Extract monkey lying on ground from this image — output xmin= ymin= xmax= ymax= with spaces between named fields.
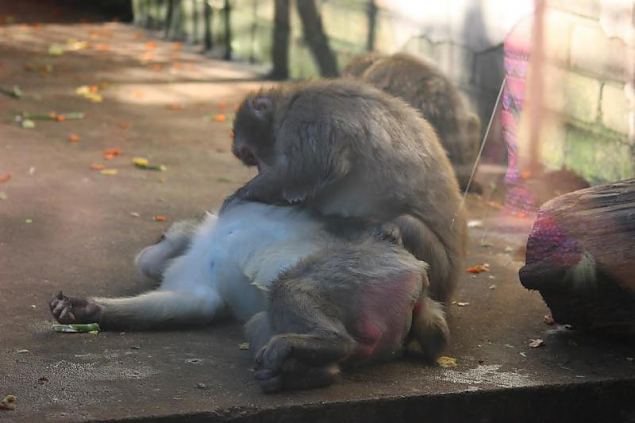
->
xmin=227 ymin=79 xmax=467 ymax=304
xmin=50 ymin=202 xmax=448 ymax=391
xmin=342 ymin=53 xmax=482 ymax=192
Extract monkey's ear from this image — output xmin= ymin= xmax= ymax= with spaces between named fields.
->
xmin=249 ymin=96 xmax=273 ymax=120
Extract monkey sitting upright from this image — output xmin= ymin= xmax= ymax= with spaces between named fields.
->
xmin=227 ymin=79 xmax=467 ymax=305
xmin=342 ymin=53 xmax=482 ymax=193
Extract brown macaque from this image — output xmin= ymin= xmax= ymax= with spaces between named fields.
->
xmin=342 ymin=53 xmax=482 ymax=193
xmin=245 ymin=234 xmax=448 ymax=392
xmin=227 ymin=79 xmax=466 ymax=304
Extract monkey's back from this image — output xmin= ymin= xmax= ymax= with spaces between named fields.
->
xmin=274 ymin=79 xmax=466 ymax=252
xmin=361 ymin=54 xmax=478 ymax=171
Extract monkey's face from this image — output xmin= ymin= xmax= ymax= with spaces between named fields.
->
xmin=232 ymin=95 xmax=276 ymax=171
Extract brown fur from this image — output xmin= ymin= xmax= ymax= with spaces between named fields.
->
xmin=343 ymin=53 xmax=482 ymax=192
xmin=227 ymin=79 xmax=467 ymax=303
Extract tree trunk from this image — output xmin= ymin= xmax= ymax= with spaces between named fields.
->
xmin=519 ymin=179 xmax=635 ymax=336
xmin=203 ymin=0 xmax=213 ymax=51
xmin=223 ymin=0 xmax=232 ymax=60
xmin=295 ymin=0 xmax=339 ymax=77
xmin=270 ymin=0 xmax=290 ymax=79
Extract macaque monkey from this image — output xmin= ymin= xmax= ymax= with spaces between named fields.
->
xmin=228 ymin=79 xmax=467 ymax=303
xmin=49 ymin=202 xmax=446 ymax=364
xmin=342 ymin=53 xmax=482 ymax=192
xmin=245 ymin=238 xmax=448 ymax=392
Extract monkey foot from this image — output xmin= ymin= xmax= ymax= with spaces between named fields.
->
xmin=49 ymin=291 xmax=103 ymax=324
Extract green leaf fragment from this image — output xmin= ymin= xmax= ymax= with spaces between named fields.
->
xmin=53 ymin=323 xmax=101 ymax=333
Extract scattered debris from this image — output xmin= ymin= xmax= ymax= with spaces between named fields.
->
xmin=48 ymin=43 xmax=65 ymax=56
xmin=24 ymin=62 xmax=54 ymax=74
xmin=67 ymin=133 xmax=80 ymax=143
xmin=519 ymin=352 xmax=527 ymax=358
xmin=103 ymin=147 xmax=122 ymax=160
xmin=130 ymin=346 xmax=141 ymax=350
xmin=16 ymin=349 xmax=29 ymax=354
xmin=479 ymin=239 xmax=492 ymax=248
xmin=504 ymin=246 xmax=514 ymax=253
xmin=118 ymin=121 xmax=130 ymax=130
xmin=212 ymin=114 xmax=226 ymax=122
xmin=528 ymin=338 xmax=545 ymax=348
xmin=25 ymin=219 xmax=33 ymax=224
xmin=437 ymin=356 xmax=458 ymax=368
xmin=186 ymin=358 xmax=202 ymax=364
xmin=0 ymin=173 xmax=11 ymax=183
xmin=467 ymin=219 xmax=483 ymax=228
xmin=153 ymin=215 xmax=167 ymax=222
xmin=65 ymin=38 xmax=87 ymax=51
xmin=37 ymin=377 xmax=49 ymax=385
xmin=196 ymin=383 xmax=208 ymax=390
xmin=0 ymin=85 xmax=23 ymax=99
xmin=543 ymin=314 xmax=555 ymax=325
xmin=21 ymin=119 xmax=35 ymax=128
xmin=17 ymin=112 xmax=85 ymax=122
xmin=133 ymin=157 xmax=166 ymax=171
xmin=239 ymin=342 xmax=250 ymax=350
xmin=29 ymin=167 xmax=36 ymax=175
xmin=100 ymin=169 xmax=118 ymax=176
xmin=130 ymin=212 xmax=141 ymax=217
xmin=488 ymin=284 xmax=497 ymax=290
xmin=467 ymin=263 xmax=490 ymax=274
xmin=168 ymin=103 xmax=184 ymax=111
xmin=216 ymin=177 xmax=231 ymax=183
xmin=75 ymin=85 xmax=103 ymax=102
xmin=53 ymin=323 xmax=100 ymax=333
xmin=0 ymin=395 xmax=16 ymax=411
xmin=90 ymin=163 xmax=106 ymax=171
xmin=0 ymin=192 xmax=7 ymax=201
xmin=455 ymin=302 xmax=470 ymax=307
xmin=488 ymin=275 xmax=496 ymax=280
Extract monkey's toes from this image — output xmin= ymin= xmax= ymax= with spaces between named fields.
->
xmin=48 ymin=292 xmax=102 ymax=324
xmin=49 ymin=291 xmax=77 ymax=324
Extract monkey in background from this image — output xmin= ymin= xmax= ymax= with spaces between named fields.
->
xmin=342 ymin=52 xmax=482 ymax=193
xmin=228 ymin=79 xmax=467 ymax=304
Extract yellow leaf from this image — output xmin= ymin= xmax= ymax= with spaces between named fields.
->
xmin=100 ymin=169 xmax=118 ymax=176
xmin=437 ymin=356 xmax=458 ymax=368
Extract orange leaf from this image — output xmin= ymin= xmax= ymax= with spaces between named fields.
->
xmin=0 ymin=172 xmax=11 ymax=183
xmin=90 ymin=163 xmax=105 ymax=171
xmin=118 ymin=121 xmax=130 ymax=130
xmin=144 ymin=41 xmax=157 ymax=50
xmin=153 ymin=215 xmax=167 ymax=222
xmin=54 ymin=113 xmax=66 ymax=122
xmin=67 ymin=133 xmax=80 ymax=143
xmin=466 ymin=263 xmax=490 ymax=274
xmin=103 ymin=147 xmax=122 ymax=160
xmin=168 ymin=103 xmax=184 ymax=111
xmin=213 ymin=114 xmax=226 ymax=122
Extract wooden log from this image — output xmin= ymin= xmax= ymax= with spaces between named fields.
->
xmin=519 ymin=178 xmax=635 ymax=336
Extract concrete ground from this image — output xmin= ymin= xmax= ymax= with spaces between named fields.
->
xmin=0 ymin=17 xmax=634 ymax=423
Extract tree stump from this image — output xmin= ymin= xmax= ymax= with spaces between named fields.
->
xmin=519 ymin=179 xmax=635 ymax=337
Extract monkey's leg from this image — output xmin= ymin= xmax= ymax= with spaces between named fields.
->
xmin=135 ymin=218 xmax=202 ymax=281
xmin=409 ymin=296 xmax=449 ymax=362
xmin=49 ymin=288 xmax=227 ymax=331
xmin=393 ymin=214 xmax=462 ymax=303
xmin=255 ymin=331 xmax=355 ymax=377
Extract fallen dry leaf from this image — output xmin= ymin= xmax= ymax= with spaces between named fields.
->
xmin=168 ymin=103 xmax=184 ymax=111
xmin=0 ymin=394 xmax=16 ymax=411
xmin=0 ymin=192 xmax=7 ymax=201
xmin=0 ymin=173 xmax=11 ymax=183
xmin=467 ymin=263 xmax=490 ymax=274
xmin=100 ymin=169 xmax=118 ymax=176
xmin=90 ymin=163 xmax=106 ymax=171
xmin=213 ymin=114 xmax=226 ymax=122
xmin=103 ymin=147 xmax=122 ymax=160
xmin=93 ymin=43 xmax=110 ymax=52
xmin=133 ymin=157 xmax=166 ymax=171
xmin=455 ymin=302 xmax=470 ymax=307
xmin=153 ymin=215 xmax=167 ymax=222
xmin=529 ymin=339 xmax=545 ymax=348
xmin=67 ymin=133 xmax=80 ymax=143
xmin=436 ymin=356 xmax=457 ymax=368
xmin=239 ymin=342 xmax=250 ymax=350
xmin=75 ymin=85 xmax=102 ymax=102
xmin=144 ymin=41 xmax=157 ymax=50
